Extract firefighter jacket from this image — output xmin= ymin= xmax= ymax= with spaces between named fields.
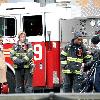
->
xmin=60 ymin=39 xmax=91 ymax=74
xmin=10 ymin=40 xmax=33 ymax=69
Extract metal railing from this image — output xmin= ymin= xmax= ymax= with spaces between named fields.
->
xmin=0 ymin=93 xmax=100 ymax=100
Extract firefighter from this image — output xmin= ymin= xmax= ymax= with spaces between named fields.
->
xmin=0 ymin=35 xmax=9 ymax=94
xmin=92 ymin=35 xmax=100 ymax=92
xmin=10 ymin=32 xmax=34 ymax=93
xmin=60 ymin=32 xmax=91 ymax=92
xmin=84 ymin=35 xmax=100 ymax=92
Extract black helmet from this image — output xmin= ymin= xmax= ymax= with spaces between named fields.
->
xmin=91 ymin=35 xmax=100 ymax=44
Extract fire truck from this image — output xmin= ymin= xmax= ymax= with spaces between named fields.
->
xmin=0 ymin=1 xmax=99 ymax=93
xmin=0 ymin=1 xmax=73 ymax=93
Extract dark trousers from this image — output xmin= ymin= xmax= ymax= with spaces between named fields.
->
xmin=63 ymin=74 xmax=83 ymax=92
xmin=80 ymin=76 xmax=93 ymax=93
xmin=15 ymin=68 xmax=33 ymax=93
xmin=94 ymin=67 xmax=100 ymax=92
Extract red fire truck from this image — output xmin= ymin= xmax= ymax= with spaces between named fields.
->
xmin=0 ymin=2 xmax=72 ymax=93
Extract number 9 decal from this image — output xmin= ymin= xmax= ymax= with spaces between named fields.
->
xmin=34 ymin=44 xmax=42 ymax=60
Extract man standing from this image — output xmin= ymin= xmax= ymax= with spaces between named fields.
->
xmin=10 ymin=32 xmax=34 ymax=93
xmin=0 ymin=35 xmax=9 ymax=94
xmin=85 ymin=35 xmax=100 ymax=92
xmin=60 ymin=32 xmax=91 ymax=92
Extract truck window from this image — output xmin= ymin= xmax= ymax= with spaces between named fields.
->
xmin=23 ymin=15 xmax=42 ymax=36
xmin=0 ymin=17 xmax=4 ymax=36
xmin=5 ymin=18 xmax=15 ymax=36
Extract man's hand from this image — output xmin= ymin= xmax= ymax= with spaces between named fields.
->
xmin=80 ymin=63 xmax=85 ymax=75
xmin=14 ymin=58 xmax=24 ymax=65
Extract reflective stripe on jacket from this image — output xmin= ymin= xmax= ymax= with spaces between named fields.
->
xmin=10 ymin=41 xmax=33 ymax=69
xmin=60 ymin=40 xmax=91 ymax=74
xmin=62 ymin=69 xmax=81 ymax=74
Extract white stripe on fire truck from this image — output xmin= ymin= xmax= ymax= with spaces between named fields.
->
xmin=4 ymin=55 xmax=10 ymax=57
xmin=3 ymin=52 xmax=10 ymax=55
xmin=3 ymin=48 xmax=11 ymax=52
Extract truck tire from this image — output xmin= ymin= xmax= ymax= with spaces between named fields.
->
xmin=7 ymin=67 xmax=15 ymax=93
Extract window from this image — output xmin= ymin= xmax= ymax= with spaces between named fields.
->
xmin=5 ymin=18 xmax=15 ymax=36
xmin=23 ymin=15 xmax=42 ymax=36
xmin=0 ymin=17 xmax=4 ymax=36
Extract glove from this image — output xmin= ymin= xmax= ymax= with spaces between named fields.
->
xmin=14 ymin=58 xmax=24 ymax=65
xmin=29 ymin=61 xmax=35 ymax=75
xmin=22 ymin=56 xmax=29 ymax=64
xmin=84 ymin=61 xmax=94 ymax=71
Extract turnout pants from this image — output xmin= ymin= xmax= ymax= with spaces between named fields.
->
xmin=15 ymin=68 xmax=33 ymax=93
xmin=63 ymin=73 xmax=83 ymax=92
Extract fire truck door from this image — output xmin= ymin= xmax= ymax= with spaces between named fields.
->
xmin=23 ymin=15 xmax=46 ymax=87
